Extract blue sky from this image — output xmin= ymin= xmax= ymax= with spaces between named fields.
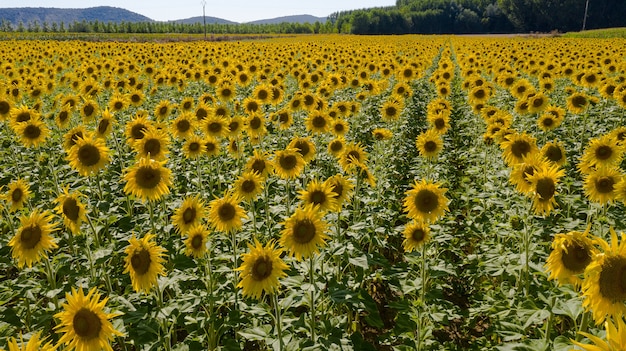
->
xmin=1 ymin=1 xmax=398 ymax=23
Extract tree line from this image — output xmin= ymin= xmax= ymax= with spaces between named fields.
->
xmin=1 ymin=0 xmax=625 ymax=35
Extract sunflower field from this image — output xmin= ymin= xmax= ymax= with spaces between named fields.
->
xmin=1 ymin=34 xmax=626 ymax=351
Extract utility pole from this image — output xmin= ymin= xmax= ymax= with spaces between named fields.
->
xmin=201 ymin=0 xmax=207 ymax=40
xmin=582 ymin=0 xmax=589 ymax=31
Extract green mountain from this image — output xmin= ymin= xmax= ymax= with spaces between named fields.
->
xmin=247 ymin=15 xmax=326 ymax=25
xmin=171 ymin=16 xmax=237 ymax=25
xmin=0 ymin=6 xmax=152 ymax=26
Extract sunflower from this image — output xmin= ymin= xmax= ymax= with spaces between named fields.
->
xmin=582 ymin=229 xmax=626 ymax=324
xmin=216 ymin=82 xmax=235 ymax=102
xmin=108 ymin=92 xmax=129 ymax=112
xmin=528 ymin=93 xmax=549 ymax=113
xmin=510 ymin=79 xmax=534 ymax=99
xmin=402 ymin=221 xmax=431 ymax=253
xmin=273 ymin=110 xmax=293 ymax=130
xmin=67 ymin=135 xmax=110 ymax=177
xmin=233 ymin=171 xmax=264 ymax=202
xmin=5 ymin=331 xmax=56 ymax=351
xmin=372 ymin=128 xmax=393 ymax=141
xmin=323 ymin=174 xmax=353 ymax=207
xmin=9 ymin=209 xmax=58 ymax=268
xmin=273 ymin=148 xmax=305 ymax=180
xmin=583 ymin=167 xmax=623 ymax=205
xmin=571 ymin=316 xmax=626 ymax=351
xmin=330 ymin=118 xmax=349 ymax=137
xmin=204 ymin=137 xmax=221 ymax=158
xmin=123 ymin=157 xmax=172 ymax=202
xmin=580 ymin=134 xmax=623 ymax=172
xmin=5 ymin=178 xmax=30 ymax=213
xmin=245 ymin=150 xmax=274 ymax=180
xmin=172 ymin=195 xmax=205 ymax=235
xmin=181 ymin=135 xmax=206 ymax=160
xmin=416 ymin=129 xmax=443 ymax=160
xmin=124 ymin=115 xmax=153 ymax=144
xmin=612 ymin=127 xmax=626 ymax=146
xmin=380 ymin=98 xmax=403 ymax=122
xmin=54 ymin=105 xmax=73 ymax=129
xmin=202 ymin=115 xmax=228 ymax=139
xmin=537 ymin=109 xmax=564 ymax=132
xmin=208 ymin=192 xmax=247 ymax=233
xmin=15 ymin=118 xmax=49 ymax=148
xmin=227 ymin=115 xmax=244 ymax=138
xmin=9 ymin=105 xmax=38 ymax=130
xmin=153 ymin=99 xmax=173 ymax=121
xmin=567 ymin=92 xmax=590 ymax=114
xmin=133 ymin=128 xmax=169 ymax=161
xmin=500 ymin=132 xmax=538 ymax=166
xmin=468 ymin=85 xmax=491 ymax=104
xmin=280 ymin=204 xmax=329 ymax=261
xmin=288 ymin=137 xmax=316 ymax=164
xmin=305 ymin=112 xmax=329 ymax=134
xmin=184 ymin=225 xmax=210 ymax=258
xmin=170 ymin=112 xmax=196 ymax=139
xmin=403 ymin=179 xmax=449 ymax=223
xmin=95 ymin=109 xmax=116 ymax=139
xmin=252 ymin=83 xmax=274 ymax=103
xmin=0 ymin=93 xmax=12 ymax=121
xmin=427 ymin=112 xmax=451 ymax=134
xmin=527 ymin=164 xmax=566 ymax=216
xmin=544 ymin=227 xmax=597 ymax=287
xmin=54 ymin=287 xmax=123 ymax=351
xmin=541 ymin=140 xmax=567 ymax=166
xmin=509 ymin=154 xmax=549 ymax=195
xmin=55 ymin=187 xmax=87 ymax=235
xmin=245 ymin=113 xmax=267 ymax=139
xmin=79 ymin=99 xmax=100 ymax=123
xmin=124 ymin=233 xmax=167 ymax=293
xmin=237 ymin=239 xmax=289 ymax=300
xmin=338 ymin=142 xmax=368 ymax=173
xmin=299 ymin=179 xmax=339 ymax=213
xmin=327 ymin=137 xmax=345 ymax=158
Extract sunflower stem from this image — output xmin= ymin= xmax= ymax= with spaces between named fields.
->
xmin=417 ymin=241 xmax=428 ymax=351
xmin=148 ymin=200 xmax=156 ymax=234
xmin=231 ymin=230 xmax=240 ymax=327
xmin=86 ymin=212 xmax=101 ymax=248
xmin=196 ymin=157 xmax=203 ymax=193
xmin=286 ymin=179 xmax=292 ymax=218
xmin=43 ymin=256 xmax=59 ymax=309
xmin=576 ymin=311 xmax=590 ymax=342
xmin=272 ymin=293 xmax=284 ymax=351
xmin=309 ymin=255 xmax=317 ymax=342
xmin=94 ymin=171 xmax=104 ymax=201
xmin=203 ymin=245 xmax=217 ymax=350
xmin=250 ymin=199 xmax=258 ymax=237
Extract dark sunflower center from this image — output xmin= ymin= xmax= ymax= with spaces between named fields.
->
xmin=334 ymin=123 xmax=345 ymax=133
xmin=20 ymin=225 xmax=42 ymax=249
xmin=196 ymin=108 xmax=208 ymax=120
xmin=536 ymin=178 xmax=555 ymax=200
xmin=542 ymin=117 xmax=554 ymax=127
xmin=532 ymin=97 xmax=544 ymax=108
xmin=304 ymin=95 xmax=315 ymax=106
xmin=598 ymin=256 xmax=626 ymax=302
xmin=561 ymin=240 xmax=591 ymax=274
xmin=59 ymin=111 xmax=69 ymax=123
xmin=205 ymin=142 xmax=216 ymax=153
xmin=241 ymin=179 xmax=256 ymax=194
xmin=17 ymin=112 xmax=31 ymax=122
xmin=182 ymin=207 xmax=196 ymax=224
xmin=11 ymin=188 xmax=23 ymax=203
xmin=208 ymin=122 xmax=222 ymax=134
xmin=189 ymin=142 xmax=200 ymax=152
xmin=69 ymin=132 xmax=83 ymax=147
xmin=279 ymin=154 xmax=297 ymax=171
xmin=176 ymin=120 xmax=190 ymax=133
xmin=414 ymin=189 xmax=439 ymax=213
xmin=114 ymin=101 xmax=123 ymax=110
xmin=131 ymin=124 xmax=147 ymax=140
xmin=83 ymin=105 xmax=95 ymax=117
xmin=473 ymin=89 xmax=486 ymax=99
xmin=131 ymin=248 xmax=152 ymax=275
xmin=0 ymin=101 xmax=10 ymax=115
xmin=159 ymin=106 xmax=168 ymax=116
xmin=522 ymin=165 xmax=535 ymax=183
xmin=135 ymin=167 xmax=161 ymax=189
xmin=131 ymin=94 xmax=141 ymax=103
xmin=63 ymin=198 xmax=80 ymax=221
xmin=293 ymin=219 xmax=316 ymax=244
xmin=249 ymin=116 xmax=262 ymax=129
xmin=595 ymin=176 xmax=615 ymax=193
xmin=228 ymin=121 xmax=240 ymax=132
xmin=411 ymin=228 xmax=425 ymax=242
xmin=72 ymin=308 xmax=102 ymax=340
xmin=330 ymin=183 xmax=343 ymax=198
xmin=218 ymin=203 xmax=236 ymax=221
xmin=309 ymin=190 xmax=326 ymax=206
xmin=572 ymin=95 xmax=587 ymax=108
xmin=220 ymin=88 xmax=232 ymax=98
xmin=78 ymin=144 xmax=101 ymax=167
xmin=511 ymin=140 xmax=531 ymax=159
xmin=279 ymin=113 xmax=289 ymax=123
xmin=330 ymin=141 xmax=343 ymax=152
xmin=434 ymin=118 xmax=445 ymax=129
xmin=251 ymin=159 xmax=266 ymax=174
xmin=251 ymin=255 xmax=273 ymax=281
xmin=191 ymin=234 xmax=203 ymax=250
xmin=545 ymin=145 xmax=562 ymax=162
xmin=144 ymin=139 xmax=161 ymax=156
xmin=312 ymin=116 xmax=326 ymax=128
xmin=257 ymin=90 xmax=268 ymax=100
xmin=23 ymin=124 xmax=41 ymax=140
xmin=97 ymin=119 xmax=110 ymax=134
xmin=247 ymin=102 xmax=259 ymax=112
xmin=595 ymin=145 xmax=613 ymax=160
xmin=424 ymin=140 xmax=438 ymax=153
xmin=294 ymin=141 xmax=310 ymax=158
xmin=347 ymin=151 xmax=360 ymax=163
xmin=385 ymin=106 xmax=397 ymax=117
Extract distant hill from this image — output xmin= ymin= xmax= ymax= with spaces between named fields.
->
xmin=247 ymin=15 xmax=326 ymax=25
xmin=0 ymin=6 xmax=152 ymax=26
xmin=172 ymin=16 xmax=237 ymax=25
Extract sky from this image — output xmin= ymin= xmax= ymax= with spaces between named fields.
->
xmin=1 ymin=1 xmax=398 ymax=23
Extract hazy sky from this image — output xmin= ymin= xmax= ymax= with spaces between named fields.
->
xmin=1 ymin=1 xmax=398 ymax=23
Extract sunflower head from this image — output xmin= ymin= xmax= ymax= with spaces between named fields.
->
xmin=273 ymin=148 xmax=305 ymax=180
xmin=403 ymin=179 xmax=449 ymax=223
xmin=123 ymin=233 xmax=167 ymax=293
xmin=184 ymin=225 xmax=210 ymax=258
xmin=402 ymin=221 xmax=431 ymax=252
xmin=545 ymin=227 xmax=597 ymax=287
xmin=172 ymin=195 xmax=205 ymax=235
xmin=8 ymin=209 xmax=58 ymax=268
xmin=280 ymin=204 xmax=329 ymax=261
xmin=208 ymin=192 xmax=247 ymax=233
xmin=123 ymin=157 xmax=172 ymax=202
xmin=233 ymin=171 xmax=264 ymax=202
xmin=237 ymin=239 xmax=289 ymax=300
xmin=67 ymin=135 xmax=111 ymax=177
